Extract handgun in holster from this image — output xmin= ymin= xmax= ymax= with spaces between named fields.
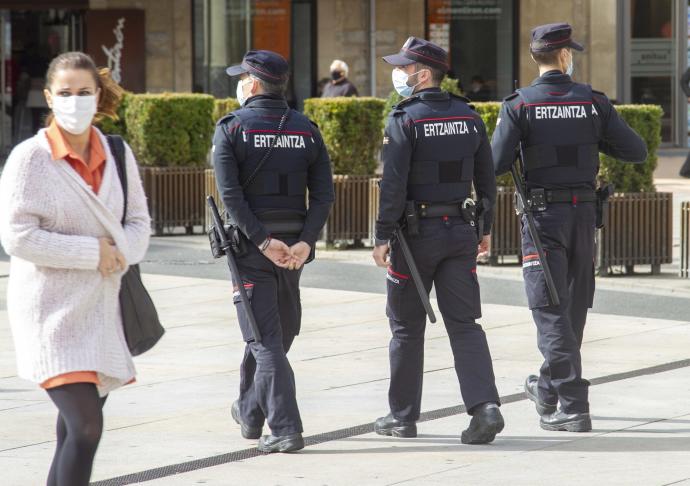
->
xmin=595 ymin=183 xmax=615 ymax=229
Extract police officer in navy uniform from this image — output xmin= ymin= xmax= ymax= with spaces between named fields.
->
xmin=491 ymin=24 xmax=647 ymax=432
xmin=373 ymin=37 xmax=504 ymax=444
xmin=214 ymin=50 xmax=334 ymax=452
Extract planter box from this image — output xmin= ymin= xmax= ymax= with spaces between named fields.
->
xmin=488 ymin=186 xmax=521 ymax=264
xmin=140 ymin=167 xmax=207 ymax=235
xmin=681 ymin=201 xmax=690 ymax=278
xmin=598 ymin=192 xmax=673 ymax=276
xmin=322 ymin=175 xmax=373 ymax=243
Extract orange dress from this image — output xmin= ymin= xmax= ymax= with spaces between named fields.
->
xmin=41 ymin=122 xmax=107 ymax=390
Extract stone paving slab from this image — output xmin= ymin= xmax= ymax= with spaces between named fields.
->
xmin=0 ymin=273 xmax=688 ymax=485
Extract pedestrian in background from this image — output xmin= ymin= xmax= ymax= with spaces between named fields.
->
xmin=321 ymin=59 xmax=358 ymax=97
xmin=0 ymin=51 xmax=151 ymax=486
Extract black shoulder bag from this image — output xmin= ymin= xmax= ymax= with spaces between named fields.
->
xmin=209 ymin=108 xmax=291 ymax=259
xmin=107 ymin=135 xmax=165 ymax=356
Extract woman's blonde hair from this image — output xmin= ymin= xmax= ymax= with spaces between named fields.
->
xmin=330 ymin=59 xmax=349 ymax=77
xmin=44 ymin=51 xmax=124 ymax=126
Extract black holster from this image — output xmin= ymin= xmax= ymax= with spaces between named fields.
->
xmin=404 ymin=201 xmax=420 ymax=236
xmin=208 ymin=223 xmax=247 ymax=259
xmin=595 ymin=184 xmax=614 ymax=229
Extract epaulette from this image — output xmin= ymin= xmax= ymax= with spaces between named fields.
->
xmin=216 ymin=112 xmax=237 ymax=127
xmin=449 ymin=92 xmax=471 ymax=104
xmin=308 ymin=119 xmax=319 ymax=130
xmin=503 ymin=91 xmax=520 ymax=102
xmin=592 ymin=88 xmax=607 ymax=97
xmin=394 ymin=95 xmax=420 ymax=110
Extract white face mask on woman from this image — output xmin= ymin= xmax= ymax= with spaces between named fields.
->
xmin=51 ymin=95 xmax=97 ymax=135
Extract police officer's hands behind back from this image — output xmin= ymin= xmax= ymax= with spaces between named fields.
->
xmin=288 ymin=242 xmax=311 ymax=271
xmin=261 ymin=238 xmax=292 ymax=268
xmin=372 ymin=242 xmax=391 ymax=268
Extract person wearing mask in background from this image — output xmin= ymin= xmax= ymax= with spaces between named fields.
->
xmin=0 ymin=51 xmax=151 ymax=486
xmin=321 ymin=59 xmax=358 ymax=98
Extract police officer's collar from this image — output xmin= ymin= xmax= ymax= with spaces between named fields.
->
xmin=531 ymin=70 xmax=572 ymax=86
xmin=244 ymin=94 xmax=289 ymax=108
xmin=415 ymin=87 xmax=448 ymax=100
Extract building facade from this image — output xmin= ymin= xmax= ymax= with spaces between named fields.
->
xmin=0 ymin=0 xmax=687 ymax=154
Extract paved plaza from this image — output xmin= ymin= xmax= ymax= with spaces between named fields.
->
xmin=1 ymin=258 xmax=689 ymax=485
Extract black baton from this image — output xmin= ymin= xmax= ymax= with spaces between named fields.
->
xmin=511 ymin=150 xmax=560 ymax=307
xmin=393 ymin=227 xmax=437 ymax=323
xmin=207 ymin=196 xmax=262 ymax=343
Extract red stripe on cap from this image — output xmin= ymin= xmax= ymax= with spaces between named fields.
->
xmin=402 ymin=47 xmax=448 ymax=67
xmin=247 ymin=63 xmax=283 ymax=80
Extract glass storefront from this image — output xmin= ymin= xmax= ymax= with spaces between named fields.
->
xmin=192 ymin=0 xmax=315 ymax=109
xmin=426 ymin=0 xmax=516 ymax=101
xmin=630 ymin=0 xmax=675 ymax=142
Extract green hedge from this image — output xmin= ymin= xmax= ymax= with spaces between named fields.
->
xmin=599 ymin=104 xmax=662 ymax=193
xmin=213 ymin=97 xmax=240 ymax=123
xmin=303 ymin=97 xmax=386 ymax=175
xmin=97 ymin=91 xmax=131 ymax=139
xmin=125 ymin=93 xmax=215 ymax=167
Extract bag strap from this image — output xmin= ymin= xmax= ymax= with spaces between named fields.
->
xmin=241 ymin=107 xmax=291 ymax=190
xmin=106 ymin=134 xmax=128 ymax=227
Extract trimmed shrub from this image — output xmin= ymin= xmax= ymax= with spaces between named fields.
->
xmin=599 ymin=104 xmax=662 ymax=193
xmin=473 ymin=102 xmax=511 ymax=186
xmin=303 ymin=97 xmax=386 ymax=175
xmin=213 ymin=97 xmax=240 ymax=124
xmin=125 ymin=93 xmax=215 ymax=167
xmin=97 ymin=91 xmax=130 ymax=139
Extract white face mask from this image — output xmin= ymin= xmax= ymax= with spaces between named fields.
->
xmin=392 ymin=68 xmax=424 ymax=97
xmin=236 ymin=77 xmax=252 ymax=106
xmin=51 ymin=95 xmax=97 ymax=135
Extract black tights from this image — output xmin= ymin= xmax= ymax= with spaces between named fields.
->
xmin=46 ymin=383 xmax=107 ymax=486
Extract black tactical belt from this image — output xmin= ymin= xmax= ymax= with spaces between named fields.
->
xmin=416 ymin=202 xmax=463 ymax=218
xmin=541 ymin=188 xmax=597 ymax=203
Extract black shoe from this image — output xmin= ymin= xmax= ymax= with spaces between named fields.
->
xmin=231 ymin=400 xmax=262 ymax=440
xmin=461 ymin=403 xmax=505 ymax=444
xmin=374 ymin=413 xmax=417 ymax=438
xmin=257 ymin=433 xmax=305 ymax=453
xmin=540 ymin=409 xmax=592 ymax=432
xmin=524 ymin=375 xmax=557 ymax=416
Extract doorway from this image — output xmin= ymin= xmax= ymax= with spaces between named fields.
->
xmin=0 ymin=8 xmax=84 ymax=157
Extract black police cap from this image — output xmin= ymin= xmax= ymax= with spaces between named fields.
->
xmin=530 ymin=23 xmax=584 ymax=53
xmin=383 ymin=36 xmax=448 ymax=71
xmin=226 ymin=50 xmax=289 ymax=83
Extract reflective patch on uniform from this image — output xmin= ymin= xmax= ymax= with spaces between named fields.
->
xmin=233 ymin=282 xmax=255 ymax=301
xmin=386 ymin=267 xmax=409 ymax=285
xmin=522 ymin=253 xmax=541 ymax=268
xmin=383 ymin=136 xmax=390 ymax=145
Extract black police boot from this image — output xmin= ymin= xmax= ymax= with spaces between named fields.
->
xmin=461 ymin=403 xmax=505 ymax=445
xmin=231 ymin=400 xmax=262 ymax=440
xmin=257 ymin=433 xmax=305 ymax=453
xmin=540 ymin=409 xmax=592 ymax=432
xmin=524 ymin=375 xmax=557 ymax=416
xmin=374 ymin=413 xmax=417 ymax=438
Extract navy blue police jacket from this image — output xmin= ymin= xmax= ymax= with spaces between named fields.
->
xmin=491 ymin=71 xmax=648 ymax=189
xmin=213 ymin=94 xmax=335 ymax=247
xmin=375 ymin=87 xmax=497 ymax=244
